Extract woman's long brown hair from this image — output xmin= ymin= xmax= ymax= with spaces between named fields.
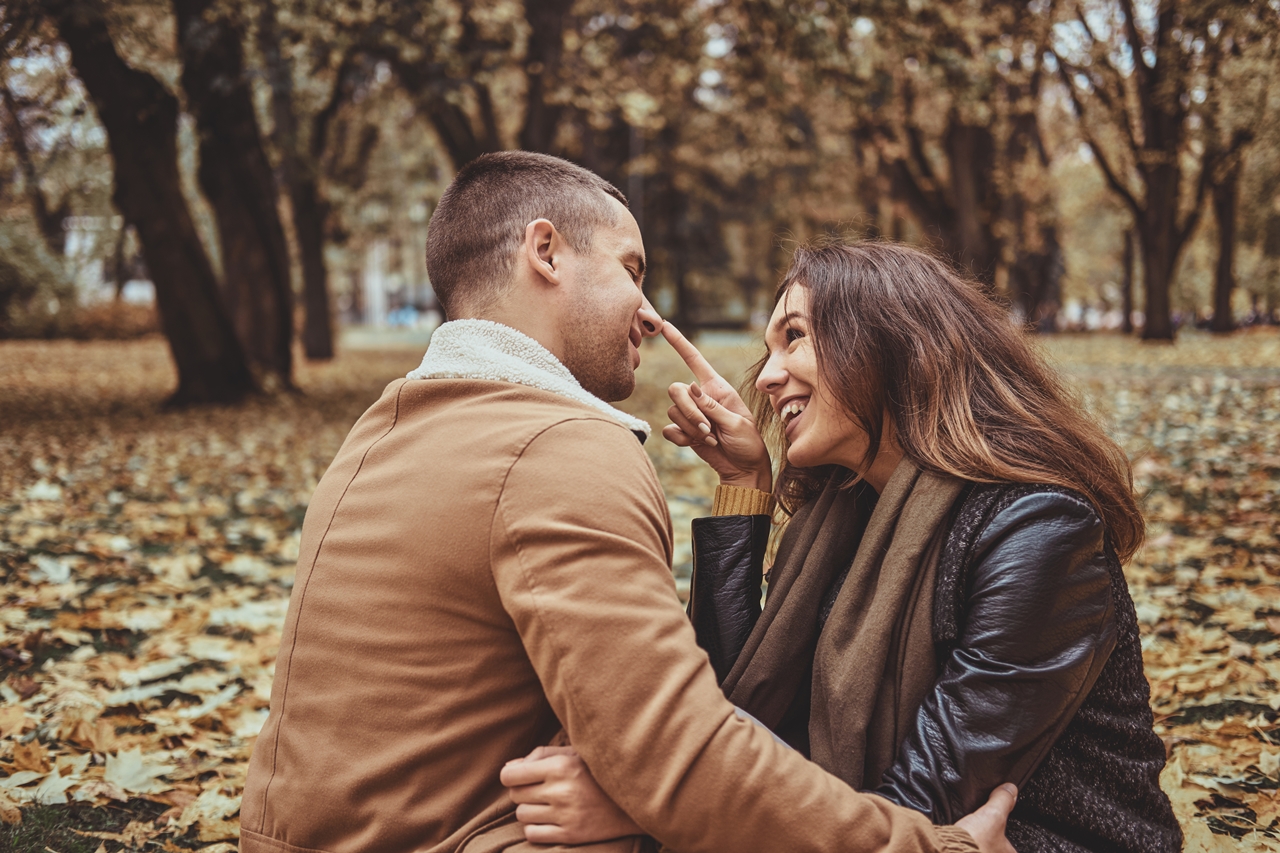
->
xmin=748 ymin=240 xmax=1145 ymax=562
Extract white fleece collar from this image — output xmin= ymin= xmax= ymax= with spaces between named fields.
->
xmin=408 ymin=319 xmax=651 ymax=442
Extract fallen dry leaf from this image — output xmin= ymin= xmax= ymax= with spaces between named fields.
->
xmin=0 ymin=788 xmax=22 ymax=825
xmin=32 ymin=766 xmax=79 ymax=806
xmin=11 ymin=740 xmax=50 ymax=774
xmin=0 ymin=706 xmax=31 ymax=739
xmin=104 ymin=748 xmax=174 ymax=796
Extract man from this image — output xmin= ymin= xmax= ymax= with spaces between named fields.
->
xmin=240 ymin=151 xmax=1013 ymax=853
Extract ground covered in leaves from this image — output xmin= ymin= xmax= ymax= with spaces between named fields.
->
xmin=1 ymin=331 xmax=1278 ymax=851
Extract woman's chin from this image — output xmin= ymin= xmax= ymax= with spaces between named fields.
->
xmin=786 ymin=443 xmax=848 ymax=471
xmin=785 ymin=445 xmax=817 ymax=469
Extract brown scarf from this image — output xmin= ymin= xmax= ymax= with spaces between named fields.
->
xmin=722 ymin=458 xmax=965 ymax=789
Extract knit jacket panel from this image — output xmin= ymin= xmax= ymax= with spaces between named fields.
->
xmin=933 ymin=484 xmax=1182 ymax=853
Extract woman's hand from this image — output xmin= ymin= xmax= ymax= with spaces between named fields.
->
xmin=499 ymin=745 xmax=643 ymax=845
xmin=661 ymin=323 xmax=772 ymax=492
xmin=955 ymin=783 xmax=1019 ymax=853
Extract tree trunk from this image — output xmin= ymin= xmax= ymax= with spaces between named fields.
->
xmin=1017 ymin=225 xmax=1062 ymax=333
xmin=1055 ymin=2 xmax=1205 ymax=342
xmin=175 ymin=0 xmax=295 ymax=388
xmin=1001 ymin=189 xmax=1061 ymax=330
xmin=944 ymin=121 xmax=998 ymax=284
xmin=292 ymin=178 xmax=333 ymax=359
xmin=998 ymin=90 xmax=1060 ymax=330
xmin=111 ymin=224 xmax=127 ymax=300
xmin=1210 ymin=158 xmax=1240 ymax=334
xmin=1040 ymin=231 xmax=1064 ymax=332
xmin=1139 ymin=236 xmax=1175 ymax=340
xmin=519 ymin=0 xmax=573 ymax=153
xmin=258 ymin=0 xmax=334 ymax=360
xmin=51 ymin=0 xmax=255 ymax=405
xmin=883 ymin=116 xmax=1000 ymax=290
xmin=1138 ymin=161 xmax=1181 ymax=341
xmin=1121 ymin=227 xmax=1135 ymax=334
xmin=1262 ymin=213 xmax=1280 ymax=321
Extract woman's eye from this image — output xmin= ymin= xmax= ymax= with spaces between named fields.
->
xmin=785 ymin=328 xmax=804 ymax=344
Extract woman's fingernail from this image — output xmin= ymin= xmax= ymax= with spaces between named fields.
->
xmin=705 ymin=436 xmax=718 ymax=446
xmin=698 ymin=423 xmax=711 ymax=434
xmin=690 ymin=384 xmax=702 ymax=397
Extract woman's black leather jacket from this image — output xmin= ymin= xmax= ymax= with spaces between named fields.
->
xmin=688 ymin=484 xmax=1182 ymax=853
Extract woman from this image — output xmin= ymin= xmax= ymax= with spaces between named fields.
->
xmin=504 ymin=241 xmax=1181 ymax=852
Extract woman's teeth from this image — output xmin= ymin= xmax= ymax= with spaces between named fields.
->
xmin=782 ymin=400 xmax=807 ymax=426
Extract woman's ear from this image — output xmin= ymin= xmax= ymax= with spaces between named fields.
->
xmin=523 ymin=219 xmax=563 ymax=287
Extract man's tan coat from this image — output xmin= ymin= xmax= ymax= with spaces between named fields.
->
xmin=239 ymin=378 xmax=979 ymax=853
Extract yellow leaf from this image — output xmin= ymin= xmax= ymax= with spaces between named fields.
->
xmin=196 ymin=818 xmax=240 ymax=842
xmin=103 ymin=747 xmax=172 ymax=795
xmin=33 ymin=766 xmax=79 ymax=806
xmin=0 ymin=788 xmax=21 ymax=825
xmin=173 ymin=786 xmax=240 ymax=832
xmin=64 ymin=716 xmax=118 ymax=754
xmin=0 ymin=706 xmax=31 ymax=739
xmin=1259 ymin=750 xmax=1280 ymax=781
xmin=12 ymin=740 xmax=49 ymax=773
xmin=72 ymin=778 xmax=129 ymax=804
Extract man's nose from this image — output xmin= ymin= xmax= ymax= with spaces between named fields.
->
xmin=637 ymin=295 xmax=663 ymax=338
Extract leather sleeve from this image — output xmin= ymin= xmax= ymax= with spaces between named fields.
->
xmin=875 ymin=491 xmax=1119 ymax=823
xmin=688 ymin=515 xmax=770 ymax=682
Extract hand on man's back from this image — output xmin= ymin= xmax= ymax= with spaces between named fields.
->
xmin=955 ymin=784 xmax=1019 ymax=853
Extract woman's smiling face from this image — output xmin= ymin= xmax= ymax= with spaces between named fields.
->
xmin=755 ymin=285 xmax=873 ymax=473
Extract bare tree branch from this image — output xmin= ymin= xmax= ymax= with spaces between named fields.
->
xmin=0 ymin=79 xmax=69 ymax=254
xmin=1175 ymin=156 xmax=1211 ymax=252
xmin=1117 ymin=0 xmax=1153 ymax=103
xmin=311 ymin=46 xmax=361 ymax=162
xmin=1059 ymin=52 xmax=1142 ymax=157
xmin=1180 ymin=127 xmax=1251 ymax=249
xmin=1054 ymin=58 xmax=1144 ymax=218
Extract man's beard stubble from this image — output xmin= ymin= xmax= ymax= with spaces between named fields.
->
xmin=560 ymin=316 xmax=635 ymax=403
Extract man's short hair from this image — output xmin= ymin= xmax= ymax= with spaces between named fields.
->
xmin=425 ymin=151 xmax=628 ymax=318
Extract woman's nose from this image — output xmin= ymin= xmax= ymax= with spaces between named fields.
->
xmin=755 ymin=351 xmax=786 ymax=393
xmin=637 ymin=295 xmax=663 ymax=338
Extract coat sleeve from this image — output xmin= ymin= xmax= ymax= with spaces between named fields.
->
xmin=688 ymin=514 xmax=770 ymax=683
xmin=875 ymin=491 xmax=1119 ymax=823
xmin=491 ymin=418 xmax=979 ymax=853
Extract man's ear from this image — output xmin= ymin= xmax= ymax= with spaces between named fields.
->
xmin=523 ymin=219 xmax=564 ymax=288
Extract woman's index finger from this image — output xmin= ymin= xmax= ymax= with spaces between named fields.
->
xmin=661 ymin=322 xmax=719 ymax=383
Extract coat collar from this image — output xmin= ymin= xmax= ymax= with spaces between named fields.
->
xmin=408 ymin=319 xmax=651 ymax=442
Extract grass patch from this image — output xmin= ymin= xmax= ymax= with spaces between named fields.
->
xmin=2 ymin=800 xmax=168 ymax=853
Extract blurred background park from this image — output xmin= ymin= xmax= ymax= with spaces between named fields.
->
xmin=0 ymin=0 xmax=1278 ymax=851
